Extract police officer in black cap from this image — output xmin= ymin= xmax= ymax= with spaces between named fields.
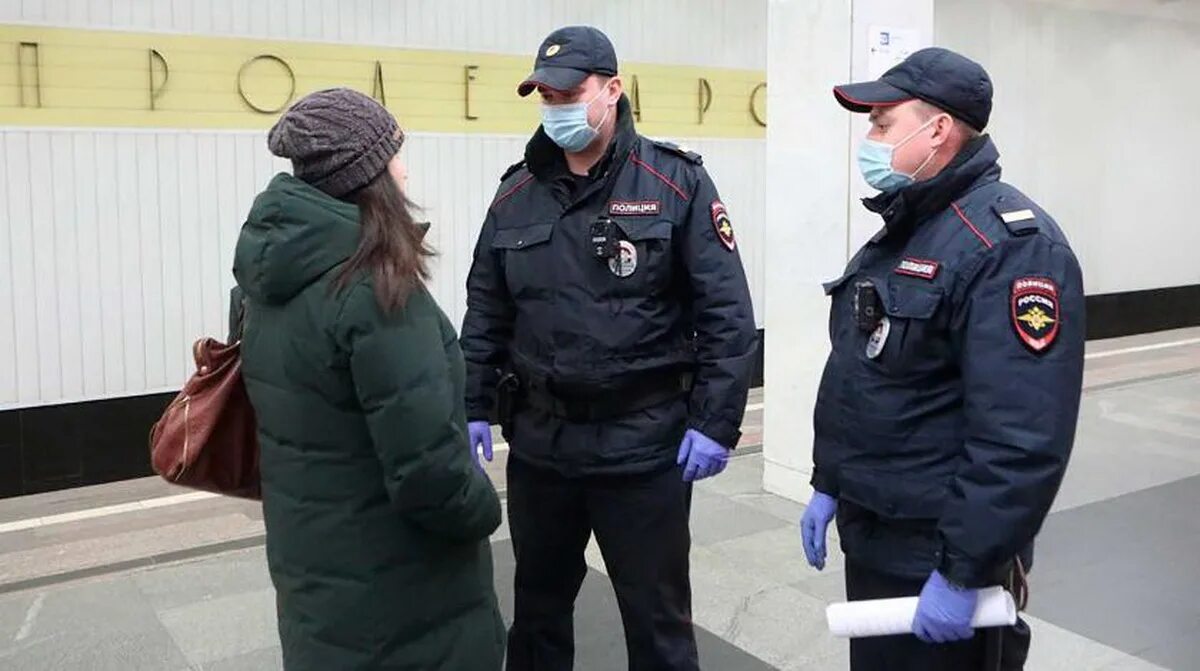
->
xmin=460 ymin=25 xmax=757 ymax=671
xmin=798 ymin=48 xmax=1085 ymax=670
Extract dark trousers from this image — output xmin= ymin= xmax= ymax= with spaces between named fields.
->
xmin=845 ymin=560 xmax=1030 ymax=671
xmin=505 ymin=456 xmax=698 ymax=671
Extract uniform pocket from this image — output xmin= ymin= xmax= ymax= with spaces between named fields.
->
xmin=605 ymin=218 xmax=674 ymax=295
xmin=883 ymin=281 xmax=942 ymax=320
xmin=822 ymin=273 xmax=857 ymax=344
xmin=864 ymin=277 xmax=945 ymax=374
xmin=491 ymin=223 xmax=554 ymax=251
xmin=491 ymin=223 xmax=555 ymax=299
xmin=614 ymin=218 xmax=672 ymax=243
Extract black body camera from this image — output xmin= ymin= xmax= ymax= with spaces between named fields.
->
xmin=590 ymin=217 xmax=620 ymax=261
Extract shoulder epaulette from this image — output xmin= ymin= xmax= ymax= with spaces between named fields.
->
xmin=989 ymin=194 xmax=1040 ymax=236
xmin=650 ymin=139 xmax=703 ymax=165
xmin=500 ymin=160 xmax=528 ymax=182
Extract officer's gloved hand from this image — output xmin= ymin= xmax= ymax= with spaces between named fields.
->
xmin=676 ymin=429 xmax=729 ymax=482
xmin=467 ymin=421 xmax=493 ymax=469
xmin=912 ymin=570 xmax=979 ymax=644
xmin=800 ymin=491 xmax=837 ymax=570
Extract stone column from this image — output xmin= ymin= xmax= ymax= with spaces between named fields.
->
xmin=762 ymin=0 xmax=934 ymax=501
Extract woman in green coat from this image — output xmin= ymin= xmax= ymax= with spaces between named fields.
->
xmin=232 ymin=88 xmax=505 ymax=670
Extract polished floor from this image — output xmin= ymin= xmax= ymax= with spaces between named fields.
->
xmin=0 ymin=328 xmax=1195 ymax=670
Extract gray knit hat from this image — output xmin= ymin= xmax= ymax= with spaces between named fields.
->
xmin=268 ymin=88 xmax=404 ymax=198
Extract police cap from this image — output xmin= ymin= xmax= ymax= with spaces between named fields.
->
xmin=518 ymin=26 xmax=619 ymax=97
xmin=833 ymin=47 xmax=993 ymax=131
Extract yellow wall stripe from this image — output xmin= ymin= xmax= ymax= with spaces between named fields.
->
xmin=0 ymin=25 xmax=767 ymax=138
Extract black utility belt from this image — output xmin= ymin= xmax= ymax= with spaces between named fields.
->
xmin=518 ymin=372 xmax=694 ymax=423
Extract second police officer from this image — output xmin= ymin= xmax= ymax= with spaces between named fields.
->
xmin=799 ymin=48 xmax=1086 ymax=670
xmin=460 ymin=26 xmax=758 ymax=671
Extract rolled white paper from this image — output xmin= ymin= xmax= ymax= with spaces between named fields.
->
xmin=826 ymin=586 xmax=1017 ymax=638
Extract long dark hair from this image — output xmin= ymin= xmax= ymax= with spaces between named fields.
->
xmin=333 ymin=170 xmax=433 ymax=314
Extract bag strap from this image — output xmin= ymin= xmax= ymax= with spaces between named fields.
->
xmin=236 ymin=297 xmax=248 ymax=342
xmin=227 ymin=286 xmax=249 ymax=344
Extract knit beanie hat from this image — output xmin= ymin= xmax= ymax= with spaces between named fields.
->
xmin=267 ymin=88 xmax=404 ymax=198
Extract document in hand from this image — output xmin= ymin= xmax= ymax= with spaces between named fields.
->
xmin=826 ymin=586 xmax=1017 ymax=638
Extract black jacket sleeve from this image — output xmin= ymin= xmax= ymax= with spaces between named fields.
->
xmin=809 ymin=358 xmax=842 ymax=496
xmin=460 ymin=210 xmax=516 ymax=421
xmin=679 ymin=168 xmax=758 ymax=448
xmin=938 ymin=235 xmax=1085 ymax=587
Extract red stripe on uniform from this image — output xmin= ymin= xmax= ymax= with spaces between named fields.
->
xmin=952 ymin=202 xmax=994 ymax=249
xmin=492 ymin=173 xmax=535 ymax=206
xmin=631 ymin=155 xmax=689 ymax=201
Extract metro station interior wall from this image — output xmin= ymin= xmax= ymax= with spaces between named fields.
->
xmin=0 ymin=0 xmax=767 ymax=411
xmin=934 ymin=0 xmax=1200 ymax=298
xmin=0 ymin=129 xmax=764 ymax=411
xmin=0 ymin=0 xmax=767 ymax=70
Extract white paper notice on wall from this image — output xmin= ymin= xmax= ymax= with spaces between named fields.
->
xmin=867 ymin=26 xmax=922 ymax=79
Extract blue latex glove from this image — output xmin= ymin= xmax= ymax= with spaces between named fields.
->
xmin=912 ymin=570 xmax=979 ymax=644
xmin=676 ymin=429 xmax=729 ymax=482
xmin=467 ymin=421 xmax=493 ymax=469
xmin=799 ymin=491 xmax=837 ymax=570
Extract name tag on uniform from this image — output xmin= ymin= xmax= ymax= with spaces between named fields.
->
xmin=1000 ymin=209 xmax=1035 ymax=224
xmin=609 ymin=200 xmax=661 ymax=216
xmin=894 ymin=257 xmax=939 ymax=280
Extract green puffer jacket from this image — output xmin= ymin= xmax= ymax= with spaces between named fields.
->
xmin=233 ymin=173 xmax=505 ymax=671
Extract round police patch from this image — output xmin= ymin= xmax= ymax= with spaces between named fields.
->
xmin=608 ymin=240 xmax=638 ymax=278
xmin=866 ymin=316 xmax=890 ymax=359
xmin=1011 ymin=277 xmax=1060 ymax=353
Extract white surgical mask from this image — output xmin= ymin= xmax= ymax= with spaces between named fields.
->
xmin=540 ymin=88 xmax=611 ymax=153
xmin=857 ymin=116 xmax=942 ymax=191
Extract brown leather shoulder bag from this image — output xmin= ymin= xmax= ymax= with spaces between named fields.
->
xmin=148 ymin=303 xmax=261 ymax=499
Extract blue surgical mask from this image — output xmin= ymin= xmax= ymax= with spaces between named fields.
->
xmin=540 ymin=88 xmax=611 ymax=153
xmin=857 ymin=116 xmax=940 ymax=192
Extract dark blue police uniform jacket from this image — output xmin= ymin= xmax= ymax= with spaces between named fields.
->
xmin=814 ymin=136 xmax=1085 ymax=588
xmin=461 ymin=96 xmax=758 ymax=477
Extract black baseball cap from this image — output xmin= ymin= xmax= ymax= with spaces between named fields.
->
xmin=833 ymin=47 xmax=993 ymax=131
xmin=517 ymin=26 xmax=618 ymax=97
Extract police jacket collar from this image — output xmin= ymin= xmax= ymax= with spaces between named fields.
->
xmin=865 ymin=135 xmax=1000 ymax=240
xmin=525 ymin=94 xmax=638 ymax=185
